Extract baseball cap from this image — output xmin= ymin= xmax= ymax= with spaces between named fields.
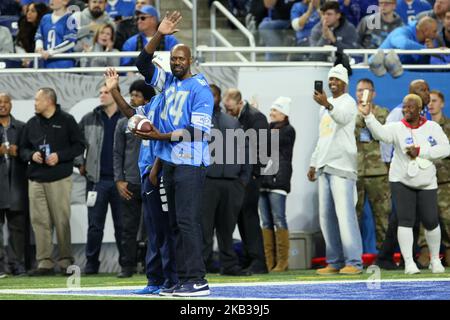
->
xmin=136 ymin=5 xmax=159 ymax=20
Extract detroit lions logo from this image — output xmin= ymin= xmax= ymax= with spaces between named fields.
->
xmin=428 ymin=136 xmax=437 ymax=146
xmin=196 ymin=79 xmax=208 ymax=87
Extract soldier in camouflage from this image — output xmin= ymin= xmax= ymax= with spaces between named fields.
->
xmin=355 ymin=79 xmax=391 ymax=250
xmin=418 ymin=90 xmax=450 ymax=267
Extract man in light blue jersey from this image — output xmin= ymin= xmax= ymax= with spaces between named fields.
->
xmin=105 ymin=68 xmax=178 ymax=295
xmin=34 ymin=0 xmax=78 ymax=68
xmin=135 ymin=11 xmax=214 ymax=297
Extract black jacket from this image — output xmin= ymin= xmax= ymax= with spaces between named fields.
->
xmin=114 ymin=17 xmax=138 ymax=51
xmin=262 ymin=120 xmax=296 ymax=193
xmin=0 ymin=116 xmax=28 ymax=211
xmin=206 ymin=108 xmax=252 ymax=184
xmin=238 ymin=102 xmax=270 ymax=177
xmin=20 ymin=105 xmax=85 ymax=183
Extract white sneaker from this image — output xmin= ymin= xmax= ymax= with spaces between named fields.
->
xmin=429 ymin=258 xmax=445 ymax=274
xmin=405 ymin=262 xmax=420 ymax=275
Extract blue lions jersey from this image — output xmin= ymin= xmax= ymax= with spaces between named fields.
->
xmin=35 ymin=13 xmax=77 ymax=68
xmin=20 ymin=0 xmax=49 ymax=5
xmin=396 ymin=0 xmax=431 ymax=24
xmin=148 ymin=64 xmax=214 ymax=166
xmin=106 ymin=0 xmax=136 ymax=19
xmin=136 ymin=94 xmax=164 ymax=178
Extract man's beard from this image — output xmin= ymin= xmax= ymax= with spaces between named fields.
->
xmin=90 ymin=8 xmax=103 ymax=18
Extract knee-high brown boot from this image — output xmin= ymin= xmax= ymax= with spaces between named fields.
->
xmin=272 ymin=228 xmax=290 ymax=272
xmin=262 ymin=228 xmax=276 ymax=271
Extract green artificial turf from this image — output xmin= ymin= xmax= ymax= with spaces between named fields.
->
xmin=0 ymin=269 xmax=449 ymax=300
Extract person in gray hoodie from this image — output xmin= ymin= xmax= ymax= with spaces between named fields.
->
xmin=309 ymin=1 xmax=358 ymax=61
xmin=0 ymin=26 xmax=14 ymax=54
xmin=357 ymin=0 xmax=404 ymax=49
xmin=73 ymin=0 xmax=114 ymax=52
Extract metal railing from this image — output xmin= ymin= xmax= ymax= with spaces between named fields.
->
xmin=0 ymin=48 xmax=449 ymax=73
xmin=210 ymin=1 xmax=256 ymax=62
xmin=172 ymin=0 xmax=198 ymax=58
xmin=343 ymin=48 xmax=450 ymax=64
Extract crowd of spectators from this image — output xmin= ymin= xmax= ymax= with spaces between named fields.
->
xmin=0 ymin=0 xmax=448 ymax=68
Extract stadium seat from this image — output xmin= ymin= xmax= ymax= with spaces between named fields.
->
xmin=0 ymin=15 xmax=19 ymax=37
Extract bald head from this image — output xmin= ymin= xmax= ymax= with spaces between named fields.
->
xmin=409 ymin=79 xmax=430 ymax=107
xmin=170 ymin=44 xmax=193 ymax=80
xmin=171 ymin=44 xmax=192 ymax=59
xmin=416 ymin=16 xmax=438 ymax=41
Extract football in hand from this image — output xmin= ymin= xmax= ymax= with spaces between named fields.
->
xmin=127 ymin=115 xmax=153 ymax=132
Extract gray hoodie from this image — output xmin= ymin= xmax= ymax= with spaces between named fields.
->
xmin=0 ymin=26 xmax=13 ymax=53
xmin=309 ymin=17 xmax=358 ymax=61
xmin=357 ymin=12 xmax=404 ymax=49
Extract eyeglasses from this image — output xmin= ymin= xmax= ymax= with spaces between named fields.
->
xmin=135 ymin=15 xmax=151 ymax=21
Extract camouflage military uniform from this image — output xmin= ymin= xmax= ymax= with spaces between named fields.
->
xmin=419 ymin=116 xmax=450 ymax=249
xmin=355 ymin=105 xmax=391 ymax=249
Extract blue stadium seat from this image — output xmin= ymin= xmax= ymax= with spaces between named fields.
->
xmin=0 ymin=15 xmax=19 ymax=37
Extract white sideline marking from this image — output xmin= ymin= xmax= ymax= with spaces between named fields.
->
xmin=1 ymin=278 xmax=449 ymax=299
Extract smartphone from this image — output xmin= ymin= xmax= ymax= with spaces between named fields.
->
xmin=362 ymin=88 xmax=370 ymax=105
xmin=314 ymin=80 xmax=323 ymax=93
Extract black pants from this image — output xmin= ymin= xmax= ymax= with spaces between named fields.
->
xmin=119 ymin=183 xmax=142 ymax=269
xmin=163 ymin=162 xmax=207 ymax=283
xmin=0 ymin=209 xmax=26 ymax=270
xmin=85 ymin=179 xmax=124 ymax=270
xmin=237 ymin=176 xmax=266 ymax=269
xmin=142 ymin=175 xmax=177 ymax=287
xmin=377 ymin=182 xmax=436 ymax=261
xmin=391 ymin=182 xmax=439 ymax=229
xmin=201 ymin=178 xmax=245 ymax=272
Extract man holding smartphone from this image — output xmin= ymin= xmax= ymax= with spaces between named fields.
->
xmin=308 ymin=64 xmax=363 ymax=275
xmin=354 ymin=79 xmax=391 ymax=254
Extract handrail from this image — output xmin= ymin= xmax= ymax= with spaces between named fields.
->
xmin=180 ymin=0 xmax=193 ymax=9
xmin=344 ymin=48 xmax=450 ymax=64
xmin=176 ymin=0 xmax=196 ymax=58
xmin=1 ymin=48 xmax=448 ymax=70
xmin=0 ymin=52 xmax=142 ymax=59
xmin=209 ymin=1 xmax=256 ymax=62
xmin=197 ymin=46 xmax=338 ymax=53
xmin=0 ymin=66 xmax=138 ymax=74
xmin=197 ymin=62 xmax=450 ymax=69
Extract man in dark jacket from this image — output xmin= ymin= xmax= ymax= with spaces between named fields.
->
xmin=113 ymin=80 xmax=155 ymax=278
xmin=76 ymin=84 xmax=124 ymax=274
xmin=223 ymin=88 xmax=270 ymax=274
xmin=0 ymin=93 xmax=28 ymax=276
xmin=20 ymin=88 xmax=84 ymax=276
xmin=201 ymin=85 xmax=252 ymax=276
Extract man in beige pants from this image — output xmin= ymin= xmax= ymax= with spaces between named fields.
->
xmin=20 ymin=88 xmax=84 ymax=276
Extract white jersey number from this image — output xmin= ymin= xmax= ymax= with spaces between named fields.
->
xmin=161 ymin=87 xmax=189 ymax=126
xmin=47 ymin=29 xmax=56 ymax=49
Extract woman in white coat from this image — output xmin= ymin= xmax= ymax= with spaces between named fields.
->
xmin=360 ymin=93 xmax=449 ymax=274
